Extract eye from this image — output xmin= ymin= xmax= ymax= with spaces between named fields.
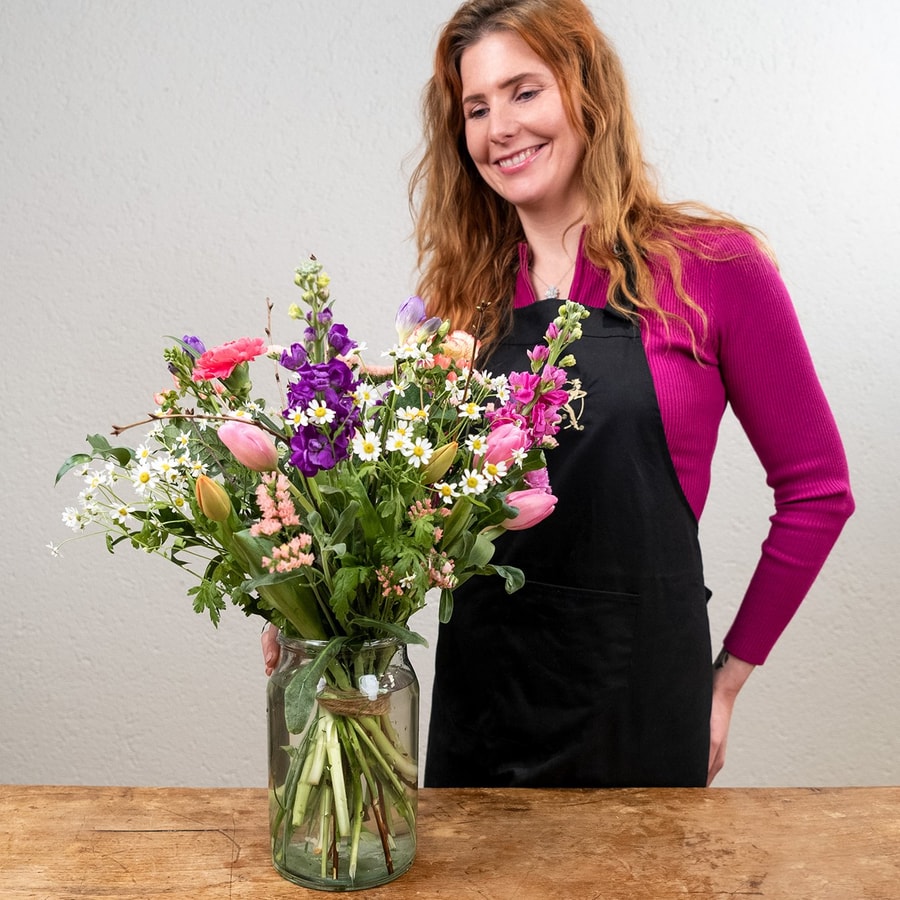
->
xmin=515 ymin=88 xmax=541 ymax=103
xmin=466 ymin=105 xmax=488 ymax=120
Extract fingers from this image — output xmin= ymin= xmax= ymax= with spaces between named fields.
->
xmin=707 ymin=743 xmax=725 ymax=786
xmin=261 ymin=625 xmax=280 ymax=676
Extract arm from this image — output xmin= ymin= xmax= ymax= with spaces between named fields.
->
xmin=711 ymin=234 xmax=854 ymax=664
xmin=708 ymin=648 xmax=755 ymax=785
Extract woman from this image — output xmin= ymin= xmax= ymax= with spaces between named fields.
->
xmin=410 ymin=0 xmax=854 ymax=788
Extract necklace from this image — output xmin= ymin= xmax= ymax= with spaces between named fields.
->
xmin=530 ymin=258 xmax=576 ymax=300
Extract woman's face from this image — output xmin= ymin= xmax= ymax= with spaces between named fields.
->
xmin=459 ymin=30 xmax=586 ymax=220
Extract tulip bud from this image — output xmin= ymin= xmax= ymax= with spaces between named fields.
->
xmin=421 ymin=441 xmax=458 ymax=483
xmin=218 ymin=420 xmax=279 ymax=472
xmin=501 ymin=487 xmax=558 ymax=531
xmin=195 ymin=475 xmax=232 ymax=522
xmin=484 ymin=423 xmax=530 ymax=466
xmin=395 ymin=295 xmax=442 ymax=345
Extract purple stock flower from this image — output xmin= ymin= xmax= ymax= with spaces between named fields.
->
xmin=280 ymin=342 xmax=308 ymax=372
xmin=289 ymin=428 xmax=337 ymax=476
xmin=288 ymin=424 xmax=354 ymax=476
xmin=327 ymin=323 xmax=357 ymax=357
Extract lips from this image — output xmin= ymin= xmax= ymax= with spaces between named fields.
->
xmin=496 ymin=144 xmax=545 ymax=170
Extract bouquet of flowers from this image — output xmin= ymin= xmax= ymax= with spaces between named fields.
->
xmin=56 ymin=257 xmax=588 ymax=889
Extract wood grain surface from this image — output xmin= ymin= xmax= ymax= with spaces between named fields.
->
xmin=1 ymin=784 xmax=897 ymax=898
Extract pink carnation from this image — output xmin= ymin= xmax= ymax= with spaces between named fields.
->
xmin=192 ymin=337 xmax=267 ymax=381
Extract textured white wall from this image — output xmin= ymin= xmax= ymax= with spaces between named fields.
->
xmin=2 ymin=0 xmax=898 ymax=788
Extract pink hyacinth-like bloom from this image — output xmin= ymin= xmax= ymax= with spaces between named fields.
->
xmin=251 ymin=472 xmax=300 ymax=536
xmin=192 ymin=337 xmax=267 ymax=382
xmin=502 ymin=486 xmax=558 ymax=531
xmin=218 ymin=420 xmax=279 ymax=472
xmin=261 ymin=534 xmax=315 ymax=574
xmin=484 ymin=422 xmax=531 ymax=465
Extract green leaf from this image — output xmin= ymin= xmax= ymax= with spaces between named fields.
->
xmin=55 ymin=453 xmax=93 ymax=485
xmin=86 ymin=434 xmax=133 ymax=467
xmin=467 ymin=532 xmax=496 ymax=569
xmin=349 ymin=617 xmax=428 ymax=646
xmin=440 ymin=496 xmax=474 ymax=549
xmin=330 ymin=565 xmax=370 ymax=629
xmin=329 ymin=500 xmax=360 ymax=546
xmin=492 ymin=564 xmax=525 ymax=594
xmin=439 ymin=588 xmax=454 ymax=623
xmin=283 ymin=636 xmax=349 ymax=733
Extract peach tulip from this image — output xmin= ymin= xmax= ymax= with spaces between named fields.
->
xmin=195 ymin=475 xmax=232 ymax=522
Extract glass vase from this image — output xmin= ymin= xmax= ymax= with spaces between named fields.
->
xmin=267 ymin=634 xmax=419 ymax=891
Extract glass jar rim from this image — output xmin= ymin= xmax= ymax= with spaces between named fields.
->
xmin=275 ymin=632 xmax=403 ymax=652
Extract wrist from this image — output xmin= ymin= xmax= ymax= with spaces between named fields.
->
xmin=712 ymin=648 xmax=755 ymax=699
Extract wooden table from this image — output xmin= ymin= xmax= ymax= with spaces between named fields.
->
xmin=1 ymin=785 xmax=897 ymax=898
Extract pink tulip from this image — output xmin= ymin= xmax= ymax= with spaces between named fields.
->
xmin=484 ymin=422 xmax=530 ymax=465
xmin=502 ymin=487 xmax=558 ymax=531
xmin=218 ymin=420 xmax=279 ymax=472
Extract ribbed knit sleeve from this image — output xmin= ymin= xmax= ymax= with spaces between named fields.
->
xmin=519 ymin=229 xmax=854 ymax=665
xmin=696 ymin=232 xmax=854 ymax=663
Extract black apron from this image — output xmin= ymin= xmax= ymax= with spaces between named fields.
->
xmin=425 ymin=300 xmax=712 ymax=788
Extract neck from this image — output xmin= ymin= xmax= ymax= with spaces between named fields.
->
xmin=518 ymin=213 xmax=584 ymax=301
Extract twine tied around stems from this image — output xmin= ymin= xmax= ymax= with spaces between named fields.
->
xmin=316 ymin=689 xmax=391 ymax=717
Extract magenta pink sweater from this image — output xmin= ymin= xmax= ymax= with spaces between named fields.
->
xmin=514 ymin=229 xmax=854 ymax=665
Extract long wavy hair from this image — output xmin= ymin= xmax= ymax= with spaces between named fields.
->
xmin=409 ymin=0 xmax=763 ymax=347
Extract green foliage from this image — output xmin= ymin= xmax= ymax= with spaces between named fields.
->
xmin=55 ymin=264 xmax=588 ymax=650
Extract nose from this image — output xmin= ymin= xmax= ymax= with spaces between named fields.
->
xmin=489 ymin=104 xmax=518 ymax=143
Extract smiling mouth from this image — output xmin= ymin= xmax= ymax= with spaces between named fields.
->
xmin=496 ymin=145 xmax=545 ymax=169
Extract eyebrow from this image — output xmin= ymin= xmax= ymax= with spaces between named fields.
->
xmin=462 ymin=72 xmax=542 ymax=106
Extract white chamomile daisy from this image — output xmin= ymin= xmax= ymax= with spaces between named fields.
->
xmin=352 ymin=431 xmax=382 ymax=462
xmin=306 ymin=400 xmax=335 ymax=425
xmin=353 ymin=384 xmax=379 ymax=407
xmin=285 ymin=407 xmax=309 ymax=428
xmin=402 ymin=437 xmax=434 ymax=469
xmin=465 ymin=434 xmax=488 ymax=455
xmin=483 ymin=460 xmax=508 ymax=484
xmin=111 ymin=504 xmax=135 ymax=525
xmin=434 ymin=482 xmax=459 ymax=505
xmin=385 ymin=429 xmax=412 ymax=454
xmin=457 ymin=400 xmax=483 ymax=421
xmin=460 ymin=468 xmax=488 ymax=496
xmin=131 ymin=464 xmax=159 ymax=496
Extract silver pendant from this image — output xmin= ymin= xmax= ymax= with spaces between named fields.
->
xmin=544 ymin=286 xmax=560 ymax=300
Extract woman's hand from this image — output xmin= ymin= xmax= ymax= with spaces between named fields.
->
xmin=707 ymin=650 xmax=755 ymax=785
xmin=261 ymin=624 xmax=280 ymax=676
